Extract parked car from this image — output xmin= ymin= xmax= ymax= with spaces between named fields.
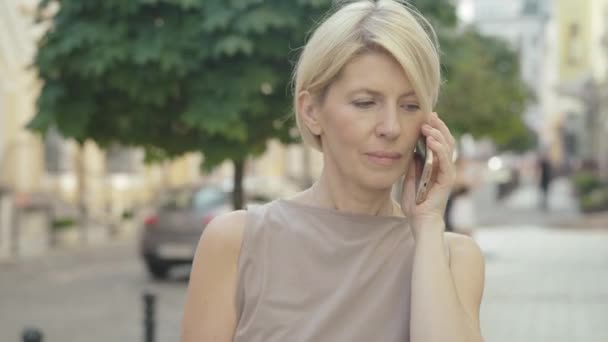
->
xmin=139 ymin=178 xmax=299 ymax=279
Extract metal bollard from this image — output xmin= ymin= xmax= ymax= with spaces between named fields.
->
xmin=144 ymin=291 xmax=156 ymax=342
xmin=22 ymin=327 xmax=43 ymax=342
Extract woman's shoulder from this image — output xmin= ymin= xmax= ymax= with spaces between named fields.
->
xmin=196 ymin=210 xmax=248 ymax=264
xmin=444 ymin=232 xmax=479 ymax=250
xmin=444 ymin=232 xmax=484 ymax=267
xmin=183 ymin=210 xmax=249 ymax=340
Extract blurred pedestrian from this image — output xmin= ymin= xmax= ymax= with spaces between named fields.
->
xmin=182 ymin=1 xmax=485 ymax=342
xmin=445 ymin=157 xmax=477 ymax=237
xmin=538 ymin=152 xmax=552 ymax=211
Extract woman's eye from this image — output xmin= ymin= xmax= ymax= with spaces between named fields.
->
xmin=402 ymin=104 xmax=420 ymax=112
xmin=353 ymin=100 xmax=375 ymax=108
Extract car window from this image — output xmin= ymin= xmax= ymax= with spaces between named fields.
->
xmin=158 ymin=186 xmax=226 ymax=211
xmin=158 ymin=188 xmax=195 ymax=211
xmin=192 ymin=187 xmax=227 ymax=210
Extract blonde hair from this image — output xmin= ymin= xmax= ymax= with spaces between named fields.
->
xmin=293 ymin=0 xmax=441 ymax=151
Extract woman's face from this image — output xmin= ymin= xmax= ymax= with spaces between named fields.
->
xmin=308 ymin=52 xmax=428 ymax=190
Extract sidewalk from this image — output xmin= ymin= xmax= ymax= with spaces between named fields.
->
xmin=472 ymin=176 xmax=606 ymax=229
xmin=471 ymin=174 xmax=608 ymax=340
xmin=476 ymin=225 xmax=608 ymax=342
xmin=0 ymin=218 xmax=139 ymax=264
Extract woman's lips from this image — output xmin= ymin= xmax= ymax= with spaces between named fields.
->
xmin=365 ymin=151 xmax=402 ymax=166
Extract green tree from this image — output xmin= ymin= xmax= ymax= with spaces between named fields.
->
xmin=437 ymin=30 xmax=536 ymax=152
xmin=410 ymin=0 xmax=534 ymax=152
xmin=29 ymin=0 xmax=329 ymax=209
xmin=409 ymin=0 xmax=458 ymax=27
xmin=29 ymin=0 xmax=532 ymax=211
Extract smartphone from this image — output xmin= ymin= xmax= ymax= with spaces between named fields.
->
xmin=414 ymin=137 xmax=434 ymax=204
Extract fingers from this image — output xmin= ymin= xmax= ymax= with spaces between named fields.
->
xmin=427 ymin=135 xmax=452 ymax=178
xmin=430 ymin=112 xmax=456 ymax=147
xmin=423 ymin=113 xmax=456 ymax=160
xmin=421 ymin=125 xmax=451 ymax=166
xmin=422 ymin=112 xmax=455 ymax=185
xmin=421 ymin=124 xmax=447 ymax=147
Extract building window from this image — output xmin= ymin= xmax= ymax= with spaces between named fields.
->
xmin=43 ymin=126 xmax=72 ymax=174
xmin=105 ymin=145 xmax=142 ymax=174
xmin=566 ymin=23 xmax=583 ymax=66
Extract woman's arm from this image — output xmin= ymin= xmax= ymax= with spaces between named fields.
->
xmin=181 ymin=211 xmax=247 ymax=342
xmin=409 ymin=219 xmax=485 ymax=342
xmin=403 ymin=113 xmax=484 ymax=341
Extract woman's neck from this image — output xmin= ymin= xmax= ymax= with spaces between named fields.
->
xmin=307 ymin=170 xmax=396 ymax=217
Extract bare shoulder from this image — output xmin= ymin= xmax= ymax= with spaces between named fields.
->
xmin=181 ymin=210 xmax=248 ymax=342
xmin=444 ymin=232 xmax=485 ymax=329
xmin=443 ymin=232 xmax=485 ymax=279
xmin=444 ymin=232 xmax=484 ymax=262
xmin=197 ymin=210 xmax=248 ymax=257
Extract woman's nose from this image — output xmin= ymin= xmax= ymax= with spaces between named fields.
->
xmin=375 ymin=107 xmax=401 ymax=140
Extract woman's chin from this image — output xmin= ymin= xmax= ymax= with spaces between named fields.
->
xmin=361 ymin=171 xmax=402 ymax=192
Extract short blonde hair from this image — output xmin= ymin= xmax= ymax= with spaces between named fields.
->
xmin=293 ymin=0 xmax=441 ymax=151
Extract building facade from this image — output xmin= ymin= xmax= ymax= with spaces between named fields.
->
xmin=460 ymin=0 xmax=608 ymax=176
xmin=461 ymin=0 xmax=552 ymax=142
xmin=555 ymin=0 xmax=608 ymax=177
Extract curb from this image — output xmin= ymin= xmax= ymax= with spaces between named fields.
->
xmin=0 ymin=236 xmax=137 ymax=266
xmin=571 ymin=211 xmax=608 ymax=229
xmin=548 ymin=211 xmax=608 ymax=229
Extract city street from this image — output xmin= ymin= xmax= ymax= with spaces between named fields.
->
xmin=0 ymin=240 xmax=189 ymax=342
xmin=1 ymin=175 xmax=607 ymax=341
xmin=477 ymin=226 xmax=608 ymax=342
xmin=2 ymin=0 xmax=608 ymax=341
xmin=476 ymin=175 xmax=608 ymax=341
xmin=2 ymin=194 xmax=607 ymax=342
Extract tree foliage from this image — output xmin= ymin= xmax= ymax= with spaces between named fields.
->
xmin=438 ymin=30 xmax=535 ymax=152
xmin=29 ymin=0 xmax=533 ymax=209
xmin=410 ymin=0 xmax=534 ymax=151
xmin=30 ymin=0 xmax=329 ymax=168
xmin=30 ymin=0 xmax=330 ymax=208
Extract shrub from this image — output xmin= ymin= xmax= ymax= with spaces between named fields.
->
xmin=121 ymin=210 xmax=134 ymax=220
xmin=580 ymin=188 xmax=608 ymax=213
xmin=52 ymin=217 xmax=76 ymax=231
xmin=572 ymin=171 xmax=604 ymax=195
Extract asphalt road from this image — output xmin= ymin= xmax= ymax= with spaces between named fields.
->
xmin=1 ymin=240 xmax=188 ymax=342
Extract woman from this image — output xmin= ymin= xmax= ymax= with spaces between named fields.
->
xmin=182 ymin=1 xmax=485 ymax=341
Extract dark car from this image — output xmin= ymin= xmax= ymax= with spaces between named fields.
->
xmin=139 ymin=178 xmax=292 ymax=279
xmin=139 ymin=184 xmax=230 ymax=279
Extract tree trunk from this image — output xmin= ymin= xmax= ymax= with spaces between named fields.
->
xmin=161 ymin=160 xmax=170 ymax=191
xmin=75 ymin=144 xmax=87 ymax=244
xmin=232 ymin=159 xmax=245 ymax=210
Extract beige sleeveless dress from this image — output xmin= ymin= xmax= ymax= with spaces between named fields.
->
xmin=233 ymin=199 xmax=418 ymax=342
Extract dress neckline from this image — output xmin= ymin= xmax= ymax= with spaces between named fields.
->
xmin=276 ymin=198 xmax=409 ymax=224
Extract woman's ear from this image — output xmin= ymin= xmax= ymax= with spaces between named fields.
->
xmin=297 ymin=91 xmax=323 ymax=136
